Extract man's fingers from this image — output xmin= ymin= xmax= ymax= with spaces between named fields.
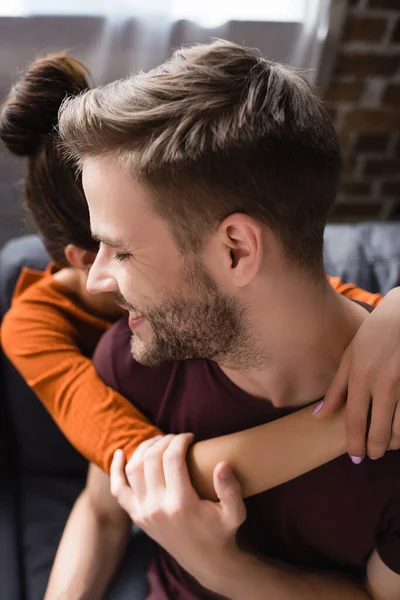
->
xmin=367 ymin=397 xmax=395 ymax=459
xmin=125 ymin=435 xmax=164 ymax=501
xmin=213 ymin=462 xmax=246 ymax=530
xmin=132 ymin=435 xmax=164 ymax=464
xmin=144 ymin=434 xmax=177 ymax=496
xmin=389 ymin=402 xmax=400 ymax=451
xmin=162 ymin=433 xmax=195 ymax=501
xmin=316 ymin=351 xmax=349 ymax=419
xmin=110 ymin=449 xmax=134 ymax=512
xmin=345 ymin=379 xmax=371 ymax=462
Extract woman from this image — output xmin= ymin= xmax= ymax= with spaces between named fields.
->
xmin=0 ymin=54 xmax=396 ymax=504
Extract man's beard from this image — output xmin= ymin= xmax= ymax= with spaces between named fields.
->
xmin=129 ymin=258 xmax=262 ymax=370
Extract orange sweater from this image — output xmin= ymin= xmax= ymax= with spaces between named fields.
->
xmin=0 ymin=267 xmax=382 ymax=474
xmin=1 ymin=265 xmax=162 ymax=472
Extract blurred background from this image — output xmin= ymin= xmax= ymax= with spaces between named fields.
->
xmin=0 ymin=0 xmax=399 ymax=249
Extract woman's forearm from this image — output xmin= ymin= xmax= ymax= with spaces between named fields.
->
xmin=190 ymin=403 xmax=346 ymax=500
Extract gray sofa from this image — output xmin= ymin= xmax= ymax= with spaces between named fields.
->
xmin=1 ymin=223 xmax=400 ymax=599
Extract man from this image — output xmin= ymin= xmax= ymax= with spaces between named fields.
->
xmin=57 ymin=41 xmax=400 ymax=598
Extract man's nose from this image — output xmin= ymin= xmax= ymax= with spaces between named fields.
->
xmin=86 ymin=253 xmax=118 ymax=295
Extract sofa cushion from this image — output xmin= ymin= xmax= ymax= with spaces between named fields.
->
xmin=19 ymin=473 xmax=153 ymax=600
xmin=0 ymin=477 xmax=24 ymax=600
xmin=19 ymin=473 xmax=86 ymax=600
xmin=0 ymin=235 xmax=49 ymax=318
xmin=0 ymin=235 xmax=88 ymax=475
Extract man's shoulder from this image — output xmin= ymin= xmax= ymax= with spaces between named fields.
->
xmin=92 ymin=315 xmax=176 ymax=420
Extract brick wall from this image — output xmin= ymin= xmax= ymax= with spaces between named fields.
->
xmin=324 ymin=0 xmax=400 ymax=221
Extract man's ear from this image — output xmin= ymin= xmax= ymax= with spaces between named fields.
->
xmin=64 ymin=244 xmax=97 ymax=270
xmin=217 ymin=214 xmax=263 ymax=287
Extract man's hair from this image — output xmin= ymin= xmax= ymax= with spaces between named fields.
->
xmin=59 ymin=40 xmax=342 ymax=275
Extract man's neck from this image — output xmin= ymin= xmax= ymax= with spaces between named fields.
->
xmin=218 ymin=275 xmax=368 ymax=408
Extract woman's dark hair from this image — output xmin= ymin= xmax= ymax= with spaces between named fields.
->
xmin=0 ymin=54 xmax=98 ymax=265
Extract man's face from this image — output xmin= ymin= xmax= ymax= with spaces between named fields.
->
xmin=82 ymin=156 xmax=249 ymax=367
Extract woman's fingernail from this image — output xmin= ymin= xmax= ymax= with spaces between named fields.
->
xmin=312 ymin=401 xmax=324 ymax=416
xmin=370 ymin=457 xmax=379 ymax=460
xmin=350 ymin=455 xmax=363 ymax=465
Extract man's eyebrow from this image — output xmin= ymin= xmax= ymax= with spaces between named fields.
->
xmin=91 ymin=233 xmax=126 ymax=249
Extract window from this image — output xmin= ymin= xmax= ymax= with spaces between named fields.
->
xmin=1 ymin=0 xmax=307 ymax=24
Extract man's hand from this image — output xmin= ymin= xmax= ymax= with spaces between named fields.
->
xmin=315 ymin=288 xmax=400 ymax=462
xmin=110 ymin=434 xmax=246 ymax=591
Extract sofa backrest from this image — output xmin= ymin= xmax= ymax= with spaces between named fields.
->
xmin=324 ymin=223 xmax=400 ymax=295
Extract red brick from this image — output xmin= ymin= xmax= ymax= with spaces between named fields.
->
xmin=367 ymin=0 xmax=400 ymax=9
xmin=340 ymin=181 xmax=372 ymax=195
xmin=329 ymin=202 xmax=382 ymax=221
xmin=343 ymin=16 xmax=388 ymax=43
xmin=364 ymin=157 xmax=400 ymax=176
xmin=383 ymin=84 xmax=400 ymax=106
xmin=381 ymin=181 xmax=400 ymax=196
xmin=354 ymin=132 xmax=390 ymax=152
xmin=324 ymin=81 xmax=364 ymax=102
xmin=344 ymin=109 xmax=400 ymax=132
xmin=335 ymin=53 xmax=399 ymax=77
xmin=393 ymin=19 xmax=400 ymax=43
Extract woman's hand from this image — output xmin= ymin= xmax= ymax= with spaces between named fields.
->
xmin=315 ymin=288 xmax=400 ymax=462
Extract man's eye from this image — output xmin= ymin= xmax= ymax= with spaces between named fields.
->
xmin=113 ymin=252 xmax=132 ymax=263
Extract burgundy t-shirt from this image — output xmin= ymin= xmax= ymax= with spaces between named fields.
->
xmin=93 ymin=315 xmax=400 ymax=600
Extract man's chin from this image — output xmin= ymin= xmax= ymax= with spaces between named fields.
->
xmin=130 ymin=335 xmax=166 ymax=366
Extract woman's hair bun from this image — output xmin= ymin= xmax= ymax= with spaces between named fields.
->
xmin=0 ymin=54 xmax=91 ymax=157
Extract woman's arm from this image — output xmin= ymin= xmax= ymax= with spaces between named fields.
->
xmin=0 ymin=275 xmax=162 ymax=472
xmin=0 ymin=272 xmax=377 ymax=500
xmin=189 ymin=402 xmax=346 ymax=500
xmin=327 ymin=275 xmax=382 ymax=306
